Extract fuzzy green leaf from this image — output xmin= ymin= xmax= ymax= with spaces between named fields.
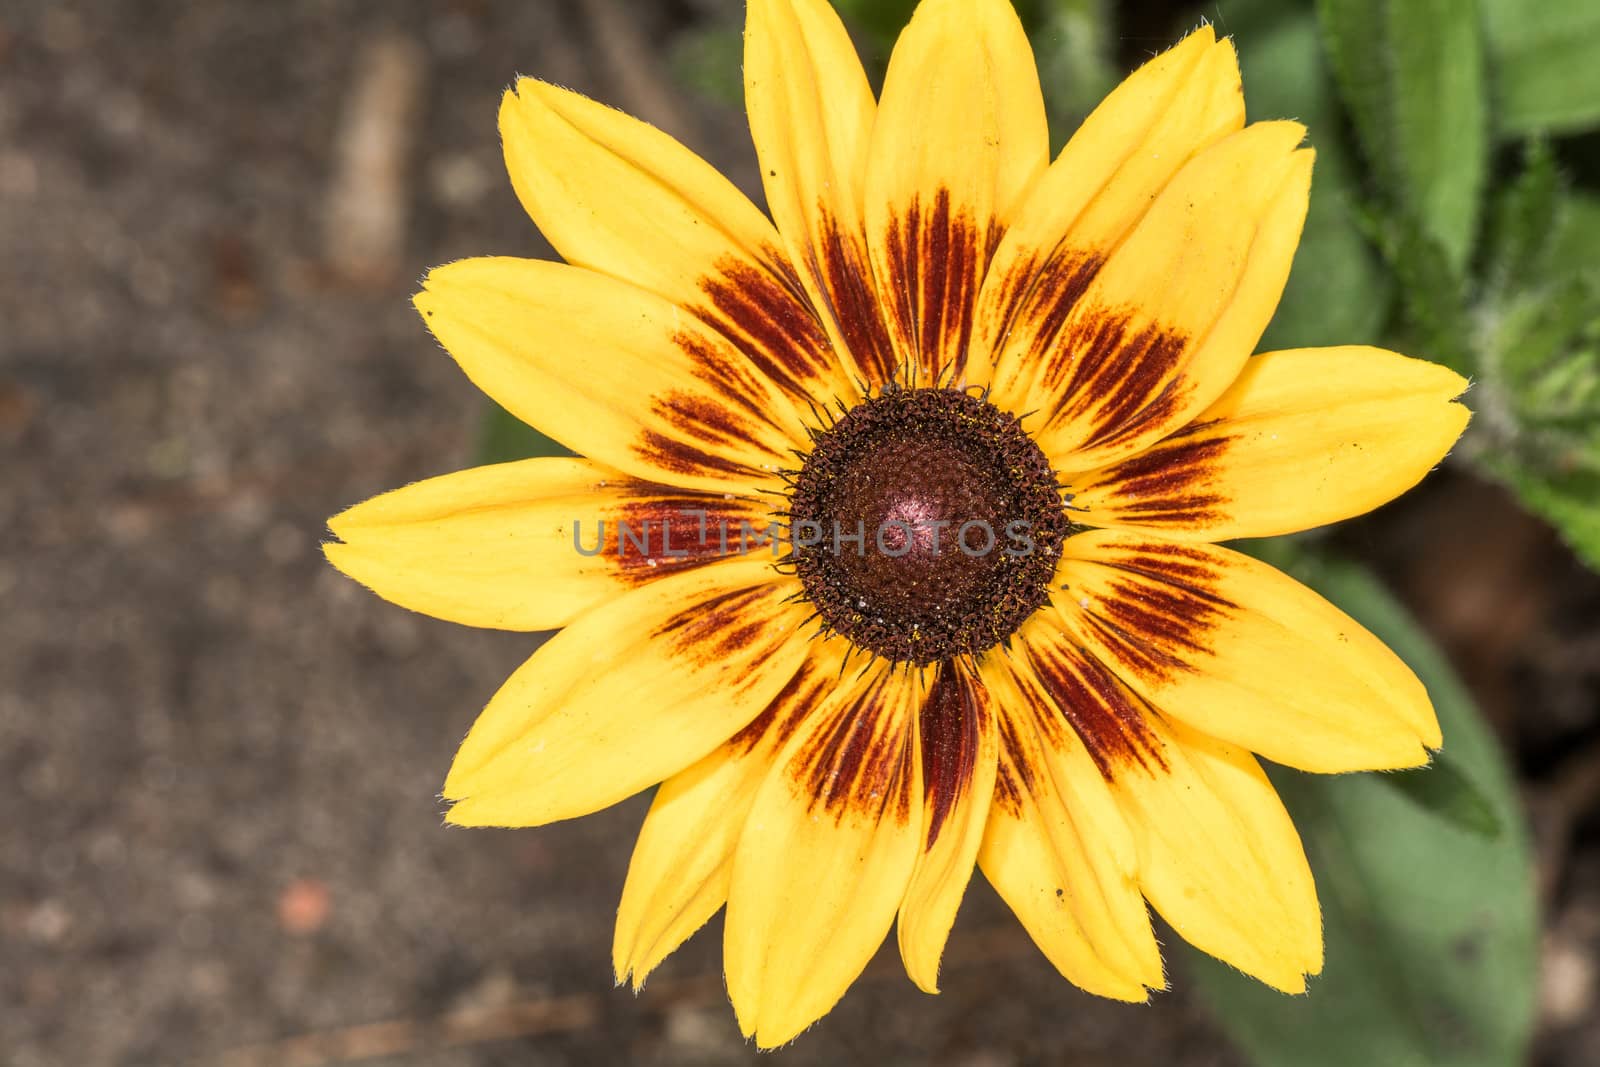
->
xmin=1359 ymin=207 xmax=1474 ymax=374
xmin=1480 ymin=140 xmax=1561 ymax=294
xmin=1468 ymin=174 xmax=1600 ymax=572
xmin=1188 ymin=554 xmax=1537 ymax=1067
xmin=1315 ymin=0 xmax=1393 ymax=182
xmin=1547 ymin=192 xmax=1600 ymax=283
xmin=1318 ymin=0 xmax=1489 ymax=271
xmin=1386 ymin=0 xmax=1489 ymax=270
xmin=1483 ymin=0 xmax=1600 ymax=136
xmin=1224 ymin=4 xmax=1390 ymax=349
xmin=1491 ymin=278 xmax=1600 ymax=409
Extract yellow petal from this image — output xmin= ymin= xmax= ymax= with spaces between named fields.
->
xmin=1113 ymin=710 xmax=1323 ymax=992
xmin=324 ymin=457 xmax=770 ymax=631
xmin=976 ymin=650 xmax=1164 ymax=1000
xmin=863 ymin=0 xmax=1049 ymax=384
xmin=896 ymin=661 xmax=998 ymax=994
xmin=976 ymin=26 xmax=1242 ymax=388
xmin=725 ymin=661 xmax=923 ymax=1047
xmin=444 ymin=558 xmax=812 ymax=827
xmin=990 ymin=123 xmax=1313 ymax=473
xmin=744 ymin=0 xmax=897 ymax=385
xmin=1054 ymin=529 xmax=1440 ymax=773
xmin=1069 ymin=346 xmax=1470 ymax=539
xmin=499 ymin=78 xmax=856 ymax=406
xmin=613 ymin=643 xmax=845 ymax=988
xmin=415 ymin=256 xmax=808 ymax=495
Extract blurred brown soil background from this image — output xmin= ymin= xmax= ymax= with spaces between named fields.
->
xmin=2 ymin=2 xmax=1598 ymax=1065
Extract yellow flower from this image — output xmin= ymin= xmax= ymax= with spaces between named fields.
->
xmin=325 ymin=0 xmax=1470 ymax=1048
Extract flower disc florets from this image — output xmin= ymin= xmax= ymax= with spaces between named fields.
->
xmin=788 ymin=386 xmax=1069 ymax=665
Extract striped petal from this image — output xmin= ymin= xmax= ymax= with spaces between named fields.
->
xmin=1052 ymin=529 xmax=1441 ymax=773
xmin=499 ymin=79 xmax=855 ymax=407
xmin=896 ymin=660 xmax=999 ymax=994
xmin=415 ymin=257 xmax=808 ymax=495
xmin=863 ymin=0 xmax=1050 ymax=384
xmin=725 ymin=661 xmax=923 ymax=1048
xmin=990 ymin=122 xmax=1312 ymax=473
xmin=977 ymin=649 xmax=1164 ymax=1000
xmin=1003 ymin=615 xmax=1320 ymax=992
xmin=1069 ymin=346 xmax=1470 ymax=539
xmin=325 ymin=457 xmax=770 ymax=631
xmin=745 ymin=0 xmax=897 ymax=385
xmin=444 ymin=559 xmax=811 ymax=827
xmin=1113 ymin=710 xmax=1323 ymax=992
xmin=976 ymin=25 xmax=1243 ymax=389
xmin=613 ymin=644 xmax=844 ymax=989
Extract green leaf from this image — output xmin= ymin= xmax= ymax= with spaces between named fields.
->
xmin=1358 ymin=207 xmax=1475 ymax=374
xmin=1224 ymin=4 xmax=1390 ymax=349
xmin=473 ymin=400 xmax=571 ymax=466
xmin=1318 ymin=0 xmax=1489 ymax=271
xmin=1316 ymin=0 xmax=1393 ymax=172
xmin=1546 ymin=191 xmax=1600 ymax=283
xmin=1480 ymin=139 xmax=1561 ymax=295
xmin=1483 ymin=0 xmax=1600 ymax=137
xmin=1490 ymin=276 xmax=1600 ymax=412
xmin=1188 ymin=554 xmax=1537 ymax=1067
xmin=1386 ymin=0 xmax=1489 ymax=270
xmin=1379 ymin=754 xmax=1502 ymax=839
xmin=1465 ymin=172 xmax=1600 ymax=570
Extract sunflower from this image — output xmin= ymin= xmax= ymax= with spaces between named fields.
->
xmin=325 ymin=0 xmax=1471 ymax=1048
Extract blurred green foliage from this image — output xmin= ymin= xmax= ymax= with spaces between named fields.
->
xmin=1484 ymin=0 xmax=1600 ymax=136
xmin=1301 ymin=0 xmax=1600 ymax=569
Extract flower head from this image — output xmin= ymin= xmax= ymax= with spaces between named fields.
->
xmin=325 ymin=0 xmax=1470 ymax=1047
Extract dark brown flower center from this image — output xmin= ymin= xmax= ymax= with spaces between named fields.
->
xmin=788 ymin=386 xmax=1069 ymax=665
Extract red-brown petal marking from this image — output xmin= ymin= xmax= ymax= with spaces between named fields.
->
xmin=990 ymin=702 xmax=1037 ymax=819
xmin=635 ymin=329 xmax=804 ymax=481
xmin=980 ymin=249 xmax=1106 ymax=375
xmin=604 ymin=491 xmax=769 ymax=586
xmin=979 ymin=240 xmax=1200 ymax=456
xmin=695 ymin=251 xmax=847 ymax=404
xmin=726 ymin=651 xmax=838 ymax=758
xmin=652 ymin=585 xmax=784 ymax=665
xmin=1018 ymin=637 xmax=1166 ymax=779
xmin=1067 ymin=426 xmax=1234 ymax=527
xmin=795 ymin=673 xmax=917 ymax=823
xmin=880 ymin=189 xmax=992 ymax=384
xmin=1037 ymin=305 xmax=1192 ymax=454
xmin=918 ymin=661 xmax=988 ymax=851
xmin=1064 ymin=539 xmax=1238 ymax=687
xmin=813 ymin=210 xmax=900 ymax=386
